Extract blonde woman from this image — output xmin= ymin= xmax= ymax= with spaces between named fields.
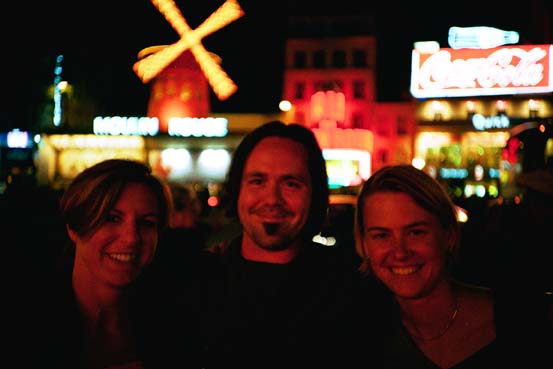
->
xmin=354 ymin=165 xmax=552 ymax=369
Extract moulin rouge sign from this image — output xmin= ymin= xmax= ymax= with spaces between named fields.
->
xmin=410 ymin=44 xmax=553 ymax=98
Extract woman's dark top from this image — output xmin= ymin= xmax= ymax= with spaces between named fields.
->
xmin=24 ymin=257 xmax=206 ymax=369
xmin=366 ymin=286 xmax=553 ymax=369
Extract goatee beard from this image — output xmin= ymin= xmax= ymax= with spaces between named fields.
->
xmin=263 ymin=222 xmax=280 ymax=235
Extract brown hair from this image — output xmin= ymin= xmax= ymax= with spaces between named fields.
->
xmin=223 ymin=120 xmax=329 ymax=240
xmin=60 ymin=159 xmax=170 ymax=239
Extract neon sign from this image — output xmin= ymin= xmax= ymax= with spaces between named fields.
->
xmin=93 ymin=117 xmax=159 ymax=136
xmin=411 ymin=44 xmax=553 ymax=98
xmin=168 ymin=117 xmax=228 ymax=137
xmin=472 ymin=114 xmax=510 ymax=130
xmin=93 ymin=116 xmax=228 ymax=137
xmin=448 ymin=26 xmax=519 ymax=49
xmin=134 ymin=0 xmax=244 ymax=101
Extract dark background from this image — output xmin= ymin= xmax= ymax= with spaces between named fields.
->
xmin=3 ymin=0 xmax=552 ymax=129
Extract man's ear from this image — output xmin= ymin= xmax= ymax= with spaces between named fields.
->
xmin=446 ymin=226 xmax=460 ymax=254
xmin=66 ymin=225 xmax=80 ymax=243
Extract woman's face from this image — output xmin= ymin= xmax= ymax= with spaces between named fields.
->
xmin=69 ymin=182 xmax=161 ymax=289
xmin=360 ymin=192 xmax=454 ymax=300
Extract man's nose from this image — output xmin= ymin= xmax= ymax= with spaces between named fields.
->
xmin=265 ymin=181 xmax=283 ymax=203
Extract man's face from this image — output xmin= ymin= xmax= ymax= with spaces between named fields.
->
xmin=238 ymin=136 xmax=312 ymax=252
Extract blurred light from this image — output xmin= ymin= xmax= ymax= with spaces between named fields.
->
xmin=426 ymin=165 xmax=437 ymax=179
xmin=53 ymin=54 xmax=64 ymax=127
xmin=413 ymin=41 xmax=440 ymax=54
xmin=474 ymin=164 xmax=484 ymax=181
xmin=323 ymin=149 xmax=371 ymax=186
xmin=448 ymin=26 xmax=519 ymax=49
xmin=466 ymin=100 xmax=476 ymax=113
xmin=279 ymin=100 xmax=292 ymax=112
xmin=207 ymin=196 xmax=219 ymax=207
xmin=57 ymin=80 xmax=68 ymax=92
xmin=475 ymin=184 xmax=486 ymax=197
xmin=528 ymin=99 xmax=541 ymax=111
xmin=311 ymin=90 xmax=346 ymax=124
xmin=455 ymin=205 xmax=469 ymax=223
xmin=312 ymin=234 xmax=337 ymax=247
xmin=488 ymin=184 xmax=499 ymax=197
xmin=198 ymin=149 xmax=231 ymax=179
xmin=168 ymin=117 xmax=228 ymax=137
xmin=488 ymin=168 xmax=500 ymax=178
xmin=7 ymin=129 xmax=29 ymax=148
xmin=48 ymin=134 xmax=145 ymax=149
xmin=412 ymin=157 xmax=425 ymax=169
xmin=133 ymin=0 xmax=244 ymax=101
xmin=161 ymin=148 xmax=193 ymax=177
xmin=94 ymin=116 xmax=159 ymax=136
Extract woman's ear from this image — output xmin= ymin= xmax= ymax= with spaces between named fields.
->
xmin=66 ymin=225 xmax=80 ymax=243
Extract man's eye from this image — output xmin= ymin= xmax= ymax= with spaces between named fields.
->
xmin=247 ymin=178 xmax=263 ymax=185
xmin=409 ymin=229 xmax=426 ymax=237
xmin=284 ymin=180 xmax=302 ymax=189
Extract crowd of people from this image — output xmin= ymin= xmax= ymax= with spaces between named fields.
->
xmin=5 ymin=120 xmax=553 ymax=369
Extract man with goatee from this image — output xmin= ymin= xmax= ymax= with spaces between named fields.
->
xmin=201 ymin=120 xmax=366 ymax=369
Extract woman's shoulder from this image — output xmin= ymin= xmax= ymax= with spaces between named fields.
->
xmin=456 ymin=282 xmax=494 ymax=322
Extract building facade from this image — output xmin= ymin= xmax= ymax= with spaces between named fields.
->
xmin=282 ymin=15 xmax=417 ymax=183
xmin=410 ymin=43 xmax=553 ymax=201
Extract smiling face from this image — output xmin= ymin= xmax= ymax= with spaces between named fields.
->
xmin=237 ymin=136 xmax=312 ymax=254
xmin=360 ymin=192 xmax=454 ymax=300
xmin=69 ymin=182 xmax=161 ymax=290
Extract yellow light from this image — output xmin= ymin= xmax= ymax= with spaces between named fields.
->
xmin=57 ymin=80 xmax=68 ymax=92
xmin=455 ymin=206 xmax=469 ymax=223
xmin=134 ymin=0 xmax=245 ymax=101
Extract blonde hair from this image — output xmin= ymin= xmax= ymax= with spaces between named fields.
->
xmin=354 ymin=165 xmax=460 ymax=277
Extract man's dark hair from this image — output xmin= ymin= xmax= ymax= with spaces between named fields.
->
xmin=223 ymin=120 xmax=329 ymax=239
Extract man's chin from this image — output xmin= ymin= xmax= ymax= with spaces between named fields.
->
xmin=258 ymin=240 xmax=289 ymax=251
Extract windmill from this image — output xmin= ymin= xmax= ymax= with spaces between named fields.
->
xmin=134 ymin=0 xmax=244 ymax=131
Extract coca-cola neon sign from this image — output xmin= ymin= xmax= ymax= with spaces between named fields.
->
xmin=410 ymin=44 xmax=553 ymax=98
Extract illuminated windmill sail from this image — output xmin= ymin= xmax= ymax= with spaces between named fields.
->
xmin=134 ymin=0 xmax=244 ymax=101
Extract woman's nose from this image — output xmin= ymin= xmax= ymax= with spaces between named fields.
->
xmin=392 ymin=236 xmax=412 ymax=259
xmin=120 ymin=220 xmax=140 ymax=244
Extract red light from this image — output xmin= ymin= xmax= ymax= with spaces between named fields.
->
xmin=207 ymin=196 xmax=219 ymax=207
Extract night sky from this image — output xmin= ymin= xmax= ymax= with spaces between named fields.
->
xmin=3 ymin=0 xmax=552 ymax=130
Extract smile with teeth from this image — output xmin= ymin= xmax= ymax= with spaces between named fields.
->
xmin=107 ymin=253 xmax=137 ymax=262
xmin=390 ymin=265 xmax=422 ymax=275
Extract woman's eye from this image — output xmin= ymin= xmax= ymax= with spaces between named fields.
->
xmin=106 ymin=214 xmax=121 ymax=223
xmin=369 ymin=232 xmax=388 ymax=240
xmin=139 ymin=218 xmax=158 ymax=228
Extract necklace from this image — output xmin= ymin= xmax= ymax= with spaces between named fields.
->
xmin=406 ymin=300 xmax=459 ymax=342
